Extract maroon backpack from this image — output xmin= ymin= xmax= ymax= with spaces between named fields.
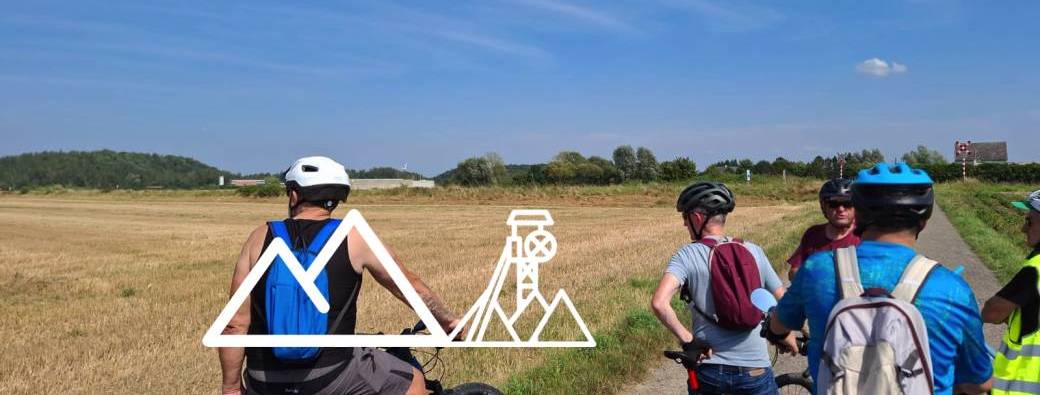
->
xmin=695 ymin=237 xmax=763 ymax=331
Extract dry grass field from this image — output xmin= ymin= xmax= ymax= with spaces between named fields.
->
xmin=0 ymin=195 xmax=812 ymax=394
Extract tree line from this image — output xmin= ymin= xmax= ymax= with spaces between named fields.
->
xmin=440 ymin=145 xmax=953 ymax=186
xmin=0 ymin=150 xmax=425 ymax=190
xmin=440 ymin=146 xmax=699 ymax=186
xmin=6 ymin=145 xmax=1030 ymax=191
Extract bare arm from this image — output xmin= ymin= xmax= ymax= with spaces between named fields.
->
xmin=650 ymin=273 xmax=694 ymax=343
xmin=218 ymin=225 xmax=266 ymax=394
xmin=982 ymin=295 xmax=1018 ymax=324
xmin=349 ymin=229 xmax=459 ymax=332
xmin=768 ymin=305 xmax=799 ymax=356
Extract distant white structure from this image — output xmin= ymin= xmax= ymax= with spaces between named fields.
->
xmin=352 ymin=179 xmax=435 ymax=190
xmin=225 ymin=178 xmax=433 ymax=190
xmin=230 ymin=179 xmax=265 ymax=187
xmin=219 ymin=176 xmax=225 ymax=186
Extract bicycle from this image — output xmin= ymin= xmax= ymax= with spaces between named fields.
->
xmin=663 ymin=348 xmax=702 ymax=393
xmin=773 ymin=335 xmax=811 ymax=394
xmin=383 ymin=321 xmax=502 ymax=395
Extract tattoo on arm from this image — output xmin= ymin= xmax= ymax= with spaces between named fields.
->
xmin=421 ymin=290 xmax=457 ymax=324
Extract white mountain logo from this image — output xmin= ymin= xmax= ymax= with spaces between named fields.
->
xmin=202 ymin=209 xmax=594 ymax=348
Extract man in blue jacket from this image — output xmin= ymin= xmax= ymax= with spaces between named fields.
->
xmin=764 ymin=163 xmax=993 ymax=394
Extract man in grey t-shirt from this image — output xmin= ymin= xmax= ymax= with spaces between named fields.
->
xmin=651 ymin=181 xmax=789 ymax=395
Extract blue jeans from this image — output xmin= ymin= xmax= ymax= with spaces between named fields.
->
xmin=691 ymin=363 xmax=777 ymax=395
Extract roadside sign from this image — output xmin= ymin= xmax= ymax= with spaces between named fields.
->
xmin=957 ymin=141 xmax=970 ymax=155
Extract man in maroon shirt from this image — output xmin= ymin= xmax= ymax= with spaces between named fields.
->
xmin=786 ymin=178 xmax=860 ymax=281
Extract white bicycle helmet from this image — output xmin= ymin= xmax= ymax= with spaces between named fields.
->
xmin=283 ymin=156 xmax=351 ymax=213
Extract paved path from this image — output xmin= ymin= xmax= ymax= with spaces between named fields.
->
xmin=623 ymin=206 xmax=1004 ymax=394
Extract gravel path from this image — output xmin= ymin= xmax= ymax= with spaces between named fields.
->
xmin=623 ymin=206 xmax=1004 ymax=394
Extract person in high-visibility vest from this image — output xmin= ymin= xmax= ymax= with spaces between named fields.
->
xmin=983 ymin=189 xmax=1040 ymax=394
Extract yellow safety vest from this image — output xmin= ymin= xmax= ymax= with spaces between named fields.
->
xmin=994 ymin=254 xmax=1040 ymax=395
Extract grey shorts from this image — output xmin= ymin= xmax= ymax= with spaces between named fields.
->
xmin=246 ymin=347 xmax=416 ymax=395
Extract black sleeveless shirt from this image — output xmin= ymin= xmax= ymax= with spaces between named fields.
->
xmin=245 ymin=218 xmax=362 ymax=371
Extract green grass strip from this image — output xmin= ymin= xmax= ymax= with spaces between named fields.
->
xmin=936 ymin=182 xmax=1034 ymax=281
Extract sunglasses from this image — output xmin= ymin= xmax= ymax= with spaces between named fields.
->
xmin=826 ymin=201 xmax=854 ymax=209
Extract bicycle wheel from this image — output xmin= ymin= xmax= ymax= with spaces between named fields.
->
xmin=447 ymin=382 xmax=503 ymax=395
xmin=775 ymin=373 xmax=812 ymax=395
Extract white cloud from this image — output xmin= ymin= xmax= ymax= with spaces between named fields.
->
xmin=856 ymin=57 xmax=908 ymax=77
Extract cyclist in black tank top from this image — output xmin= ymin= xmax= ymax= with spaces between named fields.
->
xmin=216 ymin=157 xmax=462 ymax=395
xmin=244 ymin=219 xmax=361 ymax=368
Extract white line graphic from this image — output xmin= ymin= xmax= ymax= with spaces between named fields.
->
xmin=202 ymin=209 xmax=595 ymax=348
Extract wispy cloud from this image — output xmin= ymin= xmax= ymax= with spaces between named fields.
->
xmin=246 ymin=2 xmax=553 ymax=64
xmin=435 ymin=31 xmax=550 ymax=59
xmin=856 ymin=57 xmax=908 ymax=77
xmin=510 ymin=0 xmax=635 ymax=32
xmin=0 ymin=13 xmax=129 ymax=34
xmin=660 ymin=0 xmax=784 ymax=32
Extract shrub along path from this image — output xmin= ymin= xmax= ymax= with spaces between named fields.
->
xmin=624 ymin=205 xmax=1004 ymax=394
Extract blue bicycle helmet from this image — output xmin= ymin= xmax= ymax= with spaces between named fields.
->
xmin=852 ymin=163 xmax=934 ymax=234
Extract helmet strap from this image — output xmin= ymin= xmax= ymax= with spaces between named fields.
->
xmin=288 ymin=190 xmax=297 ymax=218
xmin=688 ymin=211 xmax=708 ymax=241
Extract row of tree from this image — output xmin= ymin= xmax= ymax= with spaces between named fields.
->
xmin=0 ymin=145 xmax=974 ymax=190
xmin=444 ymin=145 xmax=952 ymax=186
xmin=703 ymin=146 xmax=950 ymax=179
xmin=444 ymin=145 xmax=699 ymax=186
xmin=0 ymin=150 xmax=427 ymax=190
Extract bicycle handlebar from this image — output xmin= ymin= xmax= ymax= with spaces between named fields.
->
xmin=664 ymin=350 xmax=699 ymax=369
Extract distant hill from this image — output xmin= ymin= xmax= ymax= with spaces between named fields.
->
xmin=0 ymin=150 xmax=234 ymax=189
xmin=0 ymin=150 xmax=429 ymax=190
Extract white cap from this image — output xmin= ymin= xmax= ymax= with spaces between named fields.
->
xmin=284 ymin=156 xmax=351 ymax=188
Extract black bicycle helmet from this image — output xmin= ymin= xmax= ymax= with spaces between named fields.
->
xmin=676 ymin=181 xmax=736 ymax=215
xmin=851 ymin=163 xmax=934 ymax=234
xmin=819 ymin=178 xmax=853 ymax=201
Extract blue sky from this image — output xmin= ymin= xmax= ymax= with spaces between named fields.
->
xmin=1 ymin=1 xmax=1037 ymax=176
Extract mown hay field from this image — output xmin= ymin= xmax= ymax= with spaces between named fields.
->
xmin=0 ymin=196 xmax=812 ymax=394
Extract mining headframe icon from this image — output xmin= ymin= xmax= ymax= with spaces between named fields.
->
xmin=449 ymin=209 xmax=595 ymax=347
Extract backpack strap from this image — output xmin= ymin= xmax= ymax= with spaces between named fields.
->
xmin=269 ymin=220 xmax=290 ymax=244
xmin=834 ymin=247 xmax=865 ymax=299
xmin=891 ymin=255 xmax=938 ymax=303
xmin=307 ymin=219 xmax=341 ymax=258
xmin=696 ymin=236 xmax=741 ymax=248
xmin=328 ymin=277 xmax=361 ymax=334
xmin=687 ymin=239 xmax=720 ymax=323
xmin=269 ymin=219 xmax=341 ymax=258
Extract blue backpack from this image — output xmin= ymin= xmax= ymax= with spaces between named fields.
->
xmin=266 ymin=219 xmax=340 ymax=361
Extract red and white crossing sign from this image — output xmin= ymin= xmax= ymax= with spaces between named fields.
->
xmin=955 ymin=140 xmax=973 ymax=180
xmin=956 ymin=140 xmax=972 ymax=156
